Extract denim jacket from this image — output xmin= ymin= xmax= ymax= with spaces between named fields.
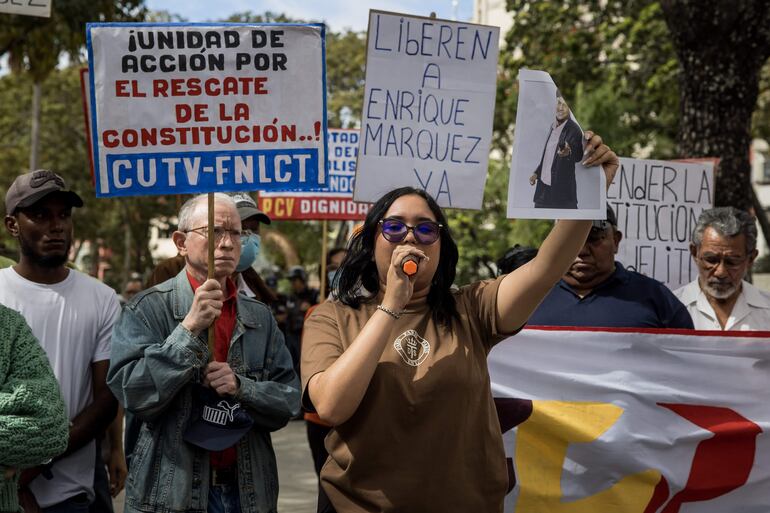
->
xmin=108 ymin=271 xmax=300 ymax=513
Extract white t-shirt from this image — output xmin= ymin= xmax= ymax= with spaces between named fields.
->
xmin=0 ymin=267 xmax=121 ymax=507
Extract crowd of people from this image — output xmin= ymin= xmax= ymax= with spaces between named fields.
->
xmin=0 ymin=154 xmax=768 ymax=513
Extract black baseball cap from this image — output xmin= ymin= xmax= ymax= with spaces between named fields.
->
xmin=229 ymin=193 xmax=271 ymax=225
xmin=184 ymin=386 xmax=254 ymax=451
xmin=591 ymin=205 xmax=617 ymax=231
xmin=5 ymin=170 xmax=83 ymax=215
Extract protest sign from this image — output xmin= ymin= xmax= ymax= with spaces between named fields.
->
xmin=0 ymin=0 xmax=51 ymax=18
xmin=489 ymin=327 xmax=770 ymax=513
xmin=507 ymin=69 xmax=605 ymax=220
xmin=259 ymin=128 xmax=370 ymax=220
xmin=354 ymin=10 xmax=499 ymax=209
xmin=86 ymin=23 xmax=327 ymax=198
xmin=610 ymin=157 xmax=714 ymax=289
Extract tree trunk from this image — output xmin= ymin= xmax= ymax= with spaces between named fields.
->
xmin=660 ymin=0 xmax=770 ymax=210
xmin=29 ymin=80 xmax=42 ymax=171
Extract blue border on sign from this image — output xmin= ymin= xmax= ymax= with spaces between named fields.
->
xmin=85 ymin=25 xmax=100 ymax=195
xmin=85 ymin=21 xmax=328 ymax=198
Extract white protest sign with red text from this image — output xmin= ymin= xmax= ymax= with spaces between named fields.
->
xmin=489 ymin=327 xmax=770 ymax=513
xmin=86 ymin=23 xmax=327 ymax=197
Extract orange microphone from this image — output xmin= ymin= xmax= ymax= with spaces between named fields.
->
xmin=401 ymin=255 xmax=419 ymax=276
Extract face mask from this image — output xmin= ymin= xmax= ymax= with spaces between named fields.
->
xmin=236 ymin=234 xmax=261 ymax=272
xmin=327 ymin=269 xmax=341 ymax=291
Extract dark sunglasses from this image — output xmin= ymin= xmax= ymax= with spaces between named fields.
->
xmin=379 ymin=218 xmax=442 ymax=245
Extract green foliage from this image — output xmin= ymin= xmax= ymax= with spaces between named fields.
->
xmin=11 ymin=2 xmax=750 ymax=284
xmin=447 ymin=158 xmax=551 ymax=285
xmin=325 ymin=30 xmax=366 ymax=127
xmin=0 ymin=68 xmax=177 ymax=288
xmin=0 ymin=0 xmax=145 ymax=79
xmin=496 ymin=0 xmax=679 ymax=159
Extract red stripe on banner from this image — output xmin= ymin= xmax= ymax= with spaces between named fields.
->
xmin=657 ymin=404 xmax=762 ymax=512
xmin=525 ymin=325 xmax=770 ymax=338
xmin=644 ymin=476 xmax=670 ymax=513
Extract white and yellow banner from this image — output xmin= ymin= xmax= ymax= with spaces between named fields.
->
xmin=489 ymin=327 xmax=770 ymax=512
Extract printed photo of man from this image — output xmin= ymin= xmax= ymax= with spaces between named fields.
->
xmin=529 ymin=90 xmax=584 ymax=209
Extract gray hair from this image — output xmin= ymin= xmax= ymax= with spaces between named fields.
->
xmin=692 ymin=207 xmax=757 ymax=253
xmin=177 ymin=193 xmax=236 ymax=231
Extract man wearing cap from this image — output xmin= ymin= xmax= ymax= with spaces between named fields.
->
xmin=0 ymin=169 xmax=121 ymax=512
xmin=527 ymin=206 xmax=694 ymax=328
xmin=230 ymin=193 xmax=277 ymax=302
xmin=108 ymin=193 xmax=299 ymax=513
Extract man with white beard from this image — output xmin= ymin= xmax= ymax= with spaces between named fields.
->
xmin=675 ymin=207 xmax=770 ymax=330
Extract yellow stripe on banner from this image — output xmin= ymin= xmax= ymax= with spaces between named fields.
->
xmin=515 ymin=400 xmax=661 ymax=512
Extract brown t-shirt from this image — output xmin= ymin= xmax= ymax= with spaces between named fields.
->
xmin=301 ymin=277 xmax=510 ymax=513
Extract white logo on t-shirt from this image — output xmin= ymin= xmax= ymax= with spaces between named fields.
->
xmin=394 ymin=329 xmax=430 ymax=366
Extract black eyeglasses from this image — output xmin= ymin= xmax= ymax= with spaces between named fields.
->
xmin=379 ymin=218 xmax=442 ymax=245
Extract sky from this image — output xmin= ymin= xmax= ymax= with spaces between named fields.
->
xmin=144 ymin=0 xmax=474 ymax=32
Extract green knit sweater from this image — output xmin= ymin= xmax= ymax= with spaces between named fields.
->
xmin=0 ymin=305 xmax=68 ymax=513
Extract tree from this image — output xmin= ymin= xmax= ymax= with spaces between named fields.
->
xmin=0 ymin=1 xmax=145 ymax=170
xmin=659 ymin=0 xmax=770 ymax=212
xmin=0 ymin=68 xmax=177 ymax=289
xmin=325 ymin=29 xmax=366 ymax=127
xmin=498 ymin=0 xmax=770 ymax=252
xmin=497 ymin=0 xmax=679 ymax=158
xmin=447 ymin=159 xmax=552 ymax=284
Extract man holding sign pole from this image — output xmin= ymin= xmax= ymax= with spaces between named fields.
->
xmin=108 ymin=194 xmax=299 ymax=513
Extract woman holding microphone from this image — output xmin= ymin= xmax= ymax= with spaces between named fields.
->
xmin=302 ymin=132 xmax=618 ymax=513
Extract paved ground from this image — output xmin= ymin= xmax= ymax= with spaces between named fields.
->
xmin=113 ymin=420 xmax=318 ymax=513
xmin=274 ymin=420 xmax=319 ymax=513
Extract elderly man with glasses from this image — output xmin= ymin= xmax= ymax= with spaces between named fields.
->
xmin=145 ymin=194 xmax=276 ymax=303
xmin=527 ymin=205 xmax=694 ymax=329
xmin=108 ymin=193 xmax=299 ymax=513
xmin=674 ymin=207 xmax=770 ymax=330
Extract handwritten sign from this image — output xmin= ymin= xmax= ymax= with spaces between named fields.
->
xmin=610 ymin=158 xmax=714 ymax=289
xmin=0 ymin=0 xmax=51 ymax=17
xmin=259 ymin=128 xmax=371 ymax=220
xmin=353 ymin=11 xmax=499 ymax=209
xmin=86 ymin=23 xmax=327 ymax=198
